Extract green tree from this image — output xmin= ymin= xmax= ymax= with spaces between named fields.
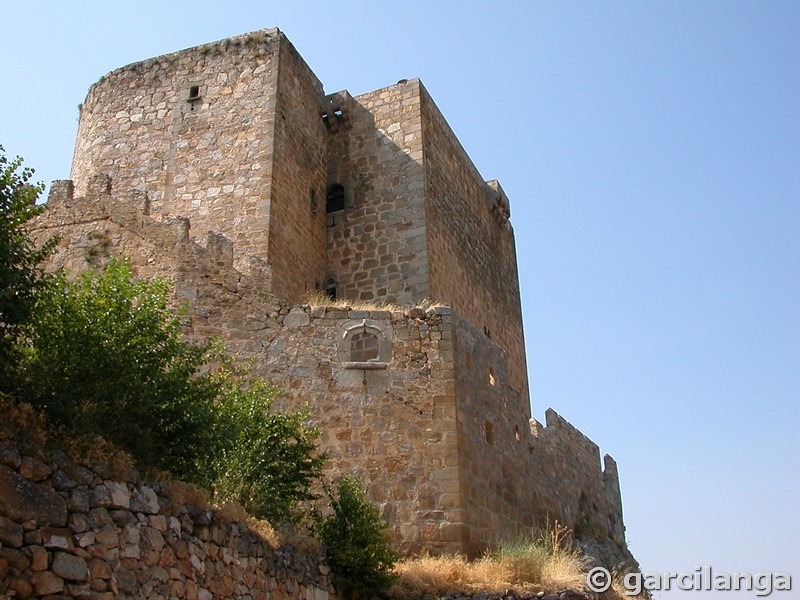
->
xmin=19 ymin=258 xmax=218 ymax=478
xmin=0 ymin=146 xmax=56 ymax=390
xmin=206 ymin=377 xmax=325 ymax=524
xmin=18 ymin=256 xmax=325 ymax=522
xmin=318 ymin=475 xmax=399 ymax=599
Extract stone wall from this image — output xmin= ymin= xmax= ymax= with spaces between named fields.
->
xmin=32 ymin=180 xmax=462 ymax=555
xmin=324 ymin=80 xmax=429 ymax=306
xmin=70 ymin=28 xmax=331 ymax=296
xmin=71 ymin=30 xmax=282 ymax=271
xmin=449 ymin=311 xmax=632 ymax=569
xmin=419 ymin=86 xmax=528 ymax=400
xmin=70 ymin=30 xmax=529 ymax=404
xmin=266 ymin=34 xmax=328 ymax=301
xmin=0 ymin=439 xmax=336 ymax=600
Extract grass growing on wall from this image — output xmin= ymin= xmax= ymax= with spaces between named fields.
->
xmin=302 ymin=289 xmax=445 ymax=313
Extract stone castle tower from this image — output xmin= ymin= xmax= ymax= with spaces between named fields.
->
xmin=36 ymin=29 xmax=636 ymax=569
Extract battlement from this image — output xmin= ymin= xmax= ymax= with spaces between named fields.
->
xmin=34 ymin=175 xmax=274 ymax=305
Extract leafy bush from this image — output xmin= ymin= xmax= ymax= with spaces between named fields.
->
xmin=0 ymin=146 xmax=56 ymax=391
xmin=1 ymin=148 xmax=325 ymax=525
xmin=15 ymin=258 xmax=324 ymax=523
xmin=204 ymin=376 xmax=325 ymax=524
xmin=317 ymin=475 xmax=399 ymax=599
xmin=18 ymin=258 xmax=219 ymax=479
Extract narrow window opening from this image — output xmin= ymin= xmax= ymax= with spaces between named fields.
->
xmin=350 ymin=330 xmax=380 ymax=362
xmin=515 ymin=425 xmax=521 ymax=442
xmin=187 ymin=85 xmax=201 ymax=111
xmin=484 ymin=421 xmax=495 ymax=445
xmin=326 ymin=184 xmax=345 ymax=214
xmin=488 ymin=368 xmax=496 ymax=386
xmin=333 ymin=109 xmax=344 ymax=117
xmin=310 ymin=189 xmax=318 ymax=214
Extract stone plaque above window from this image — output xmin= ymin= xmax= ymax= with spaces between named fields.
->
xmin=338 ymin=318 xmax=392 ymax=369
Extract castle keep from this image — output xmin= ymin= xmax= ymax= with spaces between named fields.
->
xmin=34 ymin=29 xmax=635 ymax=569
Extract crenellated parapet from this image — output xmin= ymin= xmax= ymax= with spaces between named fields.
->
xmin=34 ymin=174 xmax=274 ymax=307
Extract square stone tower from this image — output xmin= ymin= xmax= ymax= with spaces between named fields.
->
xmin=70 ymin=29 xmax=527 ymax=398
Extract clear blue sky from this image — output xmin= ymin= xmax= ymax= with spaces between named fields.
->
xmin=2 ymin=2 xmax=797 ymax=597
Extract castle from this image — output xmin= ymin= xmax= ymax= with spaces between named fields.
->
xmin=33 ymin=29 xmax=636 ymax=570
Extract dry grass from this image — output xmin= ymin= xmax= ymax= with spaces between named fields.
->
xmin=157 ymin=479 xmax=211 ymax=511
xmin=302 ymin=290 xmax=445 ymax=314
xmin=215 ymin=500 xmax=282 ymax=548
xmin=392 ymin=524 xmax=590 ymax=598
xmin=245 ymin=515 xmax=282 ymax=548
xmin=0 ymin=398 xmax=136 ymax=479
xmin=0 ymin=398 xmax=49 ymax=452
xmin=62 ymin=433 xmax=137 ymax=479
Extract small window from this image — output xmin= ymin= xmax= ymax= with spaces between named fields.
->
xmin=324 ymin=277 xmax=337 ymax=299
xmin=310 ymin=189 xmax=318 ymax=214
xmin=484 ymin=421 xmax=495 ymax=445
xmin=326 ymin=184 xmax=345 ymax=214
xmin=488 ymin=368 xmax=496 ymax=386
xmin=350 ymin=331 xmax=380 ymax=362
xmin=188 ymin=85 xmax=200 ymax=100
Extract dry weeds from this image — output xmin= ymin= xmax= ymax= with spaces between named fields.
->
xmin=392 ymin=524 xmax=590 ymax=598
xmin=157 ymin=479 xmax=211 ymax=511
xmin=302 ymin=290 xmax=445 ymax=314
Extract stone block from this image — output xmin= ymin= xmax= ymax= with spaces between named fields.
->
xmin=0 ymin=442 xmax=21 ymax=469
xmin=7 ymin=575 xmax=33 ymax=598
xmin=53 ymin=551 xmax=89 ymax=581
xmin=42 ymin=527 xmax=75 ymax=551
xmin=105 ymin=481 xmax=131 ymax=509
xmin=94 ymin=527 xmax=118 ymax=548
xmin=130 ymin=484 xmax=160 ymax=514
xmin=30 ymin=544 xmax=48 ymax=571
xmin=0 ymin=465 xmax=67 ymax=526
xmin=0 ymin=514 xmax=23 ymax=547
xmin=0 ymin=547 xmax=30 ymax=570
xmin=19 ymin=455 xmax=52 ymax=481
xmin=33 ymin=571 xmax=64 ymax=596
xmin=283 ymin=307 xmax=311 ymax=328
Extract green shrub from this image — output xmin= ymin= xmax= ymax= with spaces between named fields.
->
xmin=18 ymin=258 xmax=219 ymax=479
xmin=0 ymin=146 xmax=56 ymax=392
xmin=318 ymin=475 xmax=399 ymax=599
xmin=204 ymin=376 xmax=325 ymax=524
xmin=2 ymin=149 xmax=326 ymax=525
xmin=16 ymin=256 xmax=325 ymax=522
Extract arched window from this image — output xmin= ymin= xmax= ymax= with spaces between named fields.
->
xmin=350 ymin=330 xmax=380 ymax=362
xmin=326 ymin=184 xmax=345 ymax=213
xmin=339 ymin=319 xmax=392 ymax=369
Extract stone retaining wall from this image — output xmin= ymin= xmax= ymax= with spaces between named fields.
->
xmin=0 ymin=439 xmax=336 ymax=600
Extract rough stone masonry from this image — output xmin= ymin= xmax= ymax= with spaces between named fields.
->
xmin=30 ymin=28 xmax=638 ymax=571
